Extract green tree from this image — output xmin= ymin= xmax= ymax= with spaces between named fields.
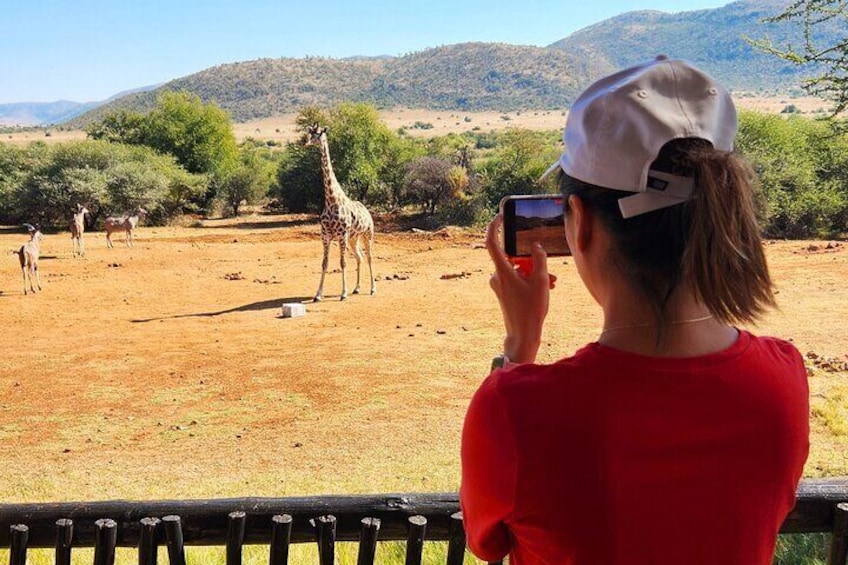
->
xmin=273 ymin=102 xmax=415 ymax=212
xmin=85 ymin=109 xmax=146 ymax=144
xmin=757 ymin=1 xmax=848 ymax=116
xmin=219 ymin=146 xmax=275 ymax=216
xmin=5 ymin=140 xmax=206 ymax=228
xmin=480 ymin=128 xmax=561 ymax=211
xmin=273 ymin=141 xmax=324 ymax=213
xmin=0 ymin=143 xmax=48 ymax=222
xmin=736 ymin=110 xmax=848 ymax=237
xmin=324 ymin=102 xmax=394 ymax=203
xmin=142 ymin=91 xmax=238 ymax=177
xmin=402 ymin=156 xmax=456 ymax=215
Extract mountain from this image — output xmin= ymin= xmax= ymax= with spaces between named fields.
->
xmin=0 ymin=84 xmax=161 ymax=127
xmin=66 ymin=43 xmax=598 ymax=127
xmin=547 ymin=0 xmax=832 ymax=89
xmin=0 ymin=101 xmax=100 ymax=127
xmin=59 ymin=0 xmax=846 ymax=127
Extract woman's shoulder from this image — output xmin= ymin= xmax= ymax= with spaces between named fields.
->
xmin=741 ymin=331 xmax=805 ymax=369
xmin=484 ymin=343 xmax=601 ymax=393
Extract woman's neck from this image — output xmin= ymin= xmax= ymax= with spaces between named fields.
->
xmin=597 ymin=284 xmax=737 ymax=357
xmin=598 ymin=319 xmax=738 ymax=357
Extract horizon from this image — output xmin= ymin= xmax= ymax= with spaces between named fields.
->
xmin=1 ymin=0 xmax=737 ymax=105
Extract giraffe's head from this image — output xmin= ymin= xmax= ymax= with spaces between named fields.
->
xmin=304 ymin=123 xmax=328 ymax=147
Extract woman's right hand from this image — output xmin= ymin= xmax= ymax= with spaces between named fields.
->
xmin=486 ymin=214 xmax=551 ymax=364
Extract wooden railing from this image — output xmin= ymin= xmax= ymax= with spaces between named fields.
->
xmin=1 ymin=478 xmax=847 ymax=565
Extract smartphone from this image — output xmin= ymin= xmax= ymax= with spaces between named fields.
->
xmin=500 ymin=194 xmax=570 ymax=257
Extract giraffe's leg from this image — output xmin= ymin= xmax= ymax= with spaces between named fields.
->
xmin=365 ymin=232 xmax=376 ymax=295
xmin=33 ymin=264 xmax=41 ymax=292
xmin=351 ymin=236 xmax=364 ymax=294
xmin=314 ymin=239 xmax=331 ymax=302
xmin=80 ymin=236 xmax=85 ymax=257
xmin=21 ymin=266 xmax=27 ymax=295
xmin=106 ymin=231 xmax=113 ymax=248
xmin=339 ymin=235 xmax=349 ymax=301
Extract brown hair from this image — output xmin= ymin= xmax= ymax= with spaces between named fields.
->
xmin=559 ymin=138 xmax=776 ymax=335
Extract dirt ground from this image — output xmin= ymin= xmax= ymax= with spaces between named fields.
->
xmin=1 ymin=214 xmax=846 ymax=505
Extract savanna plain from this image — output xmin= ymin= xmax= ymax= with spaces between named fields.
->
xmin=1 ymin=211 xmax=846 ymax=563
xmin=1 ymin=101 xmax=846 ymax=563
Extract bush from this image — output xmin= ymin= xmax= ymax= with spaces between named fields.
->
xmin=272 ymin=141 xmax=324 ymax=213
xmin=736 ymin=111 xmax=848 ymax=238
xmin=480 ymin=128 xmax=561 ymax=211
xmin=0 ymin=140 xmax=207 ymax=227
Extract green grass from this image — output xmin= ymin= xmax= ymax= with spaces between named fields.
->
xmin=1 ymin=541 xmax=485 ymax=565
xmin=774 ymin=533 xmax=830 ymax=565
xmin=3 ymin=536 xmax=833 ymax=565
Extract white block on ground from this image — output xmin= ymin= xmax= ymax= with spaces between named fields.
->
xmin=281 ymin=303 xmax=307 ymax=318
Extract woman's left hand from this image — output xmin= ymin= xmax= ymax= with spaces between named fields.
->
xmin=486 ymin=214 xmax=552 ymax=364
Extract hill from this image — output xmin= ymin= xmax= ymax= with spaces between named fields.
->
xmin=61 ymin=0 xmax=843 ymax=127
xmin=66 ymin=44 xmax=594 ymax=127
xmin=548 ymin=0 xmax=839 ymax=90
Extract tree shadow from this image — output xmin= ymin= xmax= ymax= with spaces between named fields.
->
xmin=198 ymin=217 xmax=318 ymax=231
xmin=131 ymin=295 xmax=313 ymax=322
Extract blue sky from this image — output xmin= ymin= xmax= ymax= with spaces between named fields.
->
xmin=1 ymin=0 xmax=733 ymax=104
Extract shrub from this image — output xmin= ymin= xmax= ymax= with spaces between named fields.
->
xmin=736 ymin=111 xmax=848 ymax=238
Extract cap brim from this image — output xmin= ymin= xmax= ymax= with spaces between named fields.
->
xmin=539 ymin=160 xmax=561 ymax=183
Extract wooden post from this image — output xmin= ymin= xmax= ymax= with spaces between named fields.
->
xmin=54 ymin=518 xmax=73 ymax=565
xmin=227 ymin=511 xmax=246 ymax=565
xmin=269 ymin=514 xmax=292 ymax=565
xmin=138 ymin=517 xmax=161 ymax=565
xmin=405 ymin=515 xmax=427 ymax=565
xmin=446 ymin=511 xmax=465 ymax=565
xmin=830 ymin=502 xmax=848 ymax=565
xmin=311 ymin=515 xmax=336 ymax=565
xmin=9 ymin=524 xmax=28 ymax=565
xmin=356 ymin=517 xmax=381 ymax=565
xmin=162 ymin=515 xmax=187 ymax=565
xmin=93 ymin=518 xmax=117 ymax=565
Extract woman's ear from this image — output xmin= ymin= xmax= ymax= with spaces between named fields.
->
xmin=566 ymin=195 xmax=593 ymax=253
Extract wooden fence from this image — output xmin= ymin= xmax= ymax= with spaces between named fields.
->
xmin=1 ymin=478 xmax=847 ymax=565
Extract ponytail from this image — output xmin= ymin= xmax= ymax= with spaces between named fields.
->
xmin=684 ymin=148 xmax=776 ymax=324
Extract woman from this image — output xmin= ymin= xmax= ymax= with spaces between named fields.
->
xmin=460 ymin=56 xmax=809 ymax=565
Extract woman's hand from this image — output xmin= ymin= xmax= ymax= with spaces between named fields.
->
xmin=486 ymin=214 xmax=551 ymax=364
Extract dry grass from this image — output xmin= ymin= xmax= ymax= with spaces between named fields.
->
xmin=0 ymin=216 xmax=844 ymax=563
xmin=1 ymin=96 xmax=832 ymax=146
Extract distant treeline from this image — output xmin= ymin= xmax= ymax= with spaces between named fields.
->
xmin=1 ymin=95 xmax=846 ymax=239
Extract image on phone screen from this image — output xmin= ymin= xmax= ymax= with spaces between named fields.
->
xmin=502 ymin=195 xmax=569 ymax=257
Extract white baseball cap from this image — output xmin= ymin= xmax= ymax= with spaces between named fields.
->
xmin=541 ymin=55 xmax=738 ymax=218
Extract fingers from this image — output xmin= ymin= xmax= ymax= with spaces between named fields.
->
xmin=529 ymin=242 xmax=551 ymax=287
xmin=485 ymin=214 xmax=514 ymax=276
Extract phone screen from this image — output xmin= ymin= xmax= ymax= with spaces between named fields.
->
xmin=501 ymin=195 xmax=570 ymax=257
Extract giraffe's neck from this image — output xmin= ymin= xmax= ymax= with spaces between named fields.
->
xmin=318 ymin=135 xmax=347 ymax=207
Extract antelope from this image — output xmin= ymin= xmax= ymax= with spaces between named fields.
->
xmin=70 ymin=204 xmax=89 ymax=257
xmin=16 ymin=224 xmax=43 ymax=294
xmin=104 ymin=207 xmax=148 ymax=248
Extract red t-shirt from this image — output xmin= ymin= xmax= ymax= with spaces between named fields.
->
xmin=460 ymin=331 xmax=809 ymax=565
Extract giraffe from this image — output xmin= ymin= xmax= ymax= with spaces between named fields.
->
xmin=304 ymin=123 xmax=376 ymax=301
